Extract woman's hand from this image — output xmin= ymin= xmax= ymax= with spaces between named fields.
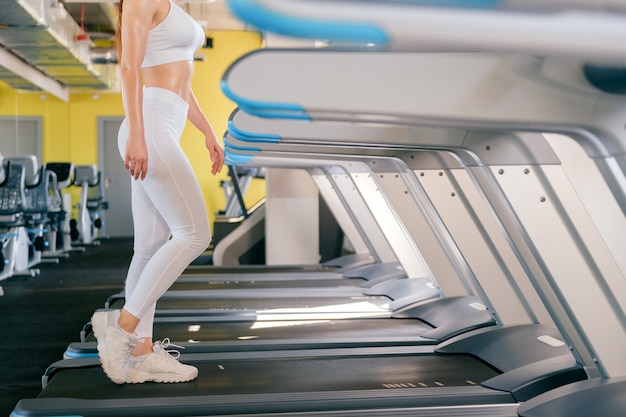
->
xmin=125 ymin=135 xmax=148 ymax=180
xmin=206 ymin=136 xmax=224 ymax=176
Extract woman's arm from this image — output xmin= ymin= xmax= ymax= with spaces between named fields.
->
xmin=187 ymin=90 xmax=225 ymax=175
xmin=118 ymin=0 xmax=157 ymax=181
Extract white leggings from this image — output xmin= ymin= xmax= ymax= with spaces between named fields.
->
xmin=117 ymin=87 xmax=211 ymax=338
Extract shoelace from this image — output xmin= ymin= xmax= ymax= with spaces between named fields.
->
xmin=155 ymin=338 xmax=185 ymax=360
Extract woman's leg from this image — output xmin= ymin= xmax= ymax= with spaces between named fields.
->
xmin=121 ymin=89 xmax=211 ymax=383
xmin=121 ymin=89 xmax=212 ymax=326
xmin=124 ymin=177 xmax=170 ymax=354
xmin=93 ymin=88 xmax=211 ymax=384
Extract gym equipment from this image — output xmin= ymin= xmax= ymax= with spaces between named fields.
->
xmin=15 ymin=323 xmax=585 ymax=416
xmin=6 ymin=156 xmax=53 ymax=270
xmin=71 ymin=165 xmax=104 ymax=246
xmin=221 ymin=46 xmax=626 ymax=414
xmin=0 ymin=157 xmax=31 ymax=281
xmin=43 ymin=162 xmax=74 ymax=257
xmin=226 ymin=0 xmax=626 ymax=63
xmin=70 ymin=295 xmax=494 ymax=358
xmin=0 ymin=155 xmax=55 ymax=279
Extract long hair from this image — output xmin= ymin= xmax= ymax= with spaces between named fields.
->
xmin=115 ymin=0 xmax=123 ymax=62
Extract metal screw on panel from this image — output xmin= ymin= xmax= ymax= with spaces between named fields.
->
xmin=498 ymin=169 xmax=505 ymax=175
xmin=524 ymin=168 xmax=530 ymax=174
xmin=540 ymin=196 xmax=546 ymax=202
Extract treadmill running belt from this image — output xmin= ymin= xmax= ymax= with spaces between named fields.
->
xmin=169 ymin=277 xmax=365 ymax=290
xmin=40 ymin=353 xmax=504 ymax=399
xmin=108 ymin=295 xmax=392 ymax=312
xmin=91 ymin=318 xmax=432 ymax=343
xmin=69 ymin=319 xmax=435 ymax=359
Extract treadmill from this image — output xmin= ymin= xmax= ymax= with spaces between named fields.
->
xmin=102 ymin=260 xmax=409 ymax=312
xmin=18 ymin=323 xmax=584 ymax=416
xmin=16 ymin=6 xmax=626 ymax=414
xmin=219 ymin=40 xmax=626 ymax=414
xmin=68 ymin=294 xmax=494 ymax=358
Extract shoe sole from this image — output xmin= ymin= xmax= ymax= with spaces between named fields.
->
xmin=127 ymin=369 xmax=198 ymax=384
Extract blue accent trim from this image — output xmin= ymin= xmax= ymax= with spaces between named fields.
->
xmin=224 ymin=149 xmax=255 ymax=165
xmin=227 ymin=0 xmax=389 ymax=44
xmin=11 ymin=412 xmax=83 ymax=417
xmin=223 ymin=136 xmax=262 ymax=152
xmin=221 ymin=80 xmax=309 ymax=119
xmin=63 ymin=350 xmax=98 ymax=359
xmin=228 ymin=121 xmax=281 ymax=143
xmin=241 ymin=106 xmax=313 ymax=121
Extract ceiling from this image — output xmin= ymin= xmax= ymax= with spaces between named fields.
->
xmin=0 ymin=0 xmax=251 ymax=101
xmin=63 ymin=0 xmax=250 ymax=41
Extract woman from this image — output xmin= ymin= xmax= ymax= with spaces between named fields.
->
xmin=91 ymin=0 xmax=224 ymax=384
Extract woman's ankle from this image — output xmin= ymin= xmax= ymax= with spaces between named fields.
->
xmin=117 ymin=309 xmax=140 ymax=334
xmin=131 ymin=338 xmax=154 ymax=356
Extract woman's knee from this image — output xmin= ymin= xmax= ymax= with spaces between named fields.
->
xmin=175 ymin=222 xmax=211 ymax=252
xmin=192 ymin=221 xmax=212 ymax=251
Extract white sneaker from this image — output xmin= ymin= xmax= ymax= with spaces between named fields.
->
xmin=126 ymin=339 xmax=198 ymax=384
xmin=91 ymin=310 xmax=136 ymax=384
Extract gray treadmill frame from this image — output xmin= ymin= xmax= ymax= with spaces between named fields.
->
xmin=226 ymin=0 xmax=626 ymax=63
xmin=222 ymin=49 xmax=626 ymax=378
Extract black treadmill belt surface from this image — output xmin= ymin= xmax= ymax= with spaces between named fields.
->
xmin=170 ymin=277 xmax=365 ymax=290
xmin=184 ymin=264 xmax=340 ymax=274
xmin=151 ymin=318 xmax=432 ymax=343
xmin=109 ymin=296 xmax=391 ymax=311
xmin=41 ymin=354 xmax=501 ymax=399
xmin=73 ymin=319 xmax=434 ymax=358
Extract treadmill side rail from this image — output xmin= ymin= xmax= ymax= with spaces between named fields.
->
xmin=518 ymin=376 xmax=626 ymax=417
xmin=436 ymin=324 xmax=587 ymax=400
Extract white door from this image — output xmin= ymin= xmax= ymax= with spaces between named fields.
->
xmin=0 ymin=116 xmax=42 ymax=161
xmin=98 ymin=117 xmax=133 ymax=237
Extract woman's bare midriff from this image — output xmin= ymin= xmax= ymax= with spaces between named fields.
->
xmin=142 ymin=60 xmax=194 ymax=102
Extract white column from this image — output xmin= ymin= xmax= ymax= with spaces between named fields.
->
xmin=266 ymin=168 xmax=319 ymax=265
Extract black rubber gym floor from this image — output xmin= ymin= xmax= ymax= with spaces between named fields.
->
xmin=0 ymin=237 xmax=131 ymax=416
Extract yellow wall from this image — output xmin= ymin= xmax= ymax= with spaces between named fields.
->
xmin=0 ymin=30 xmax=264 ymax=230
xmin=185 ymin=30 xmax=264 ymax=219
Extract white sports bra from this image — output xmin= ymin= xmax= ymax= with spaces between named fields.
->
xmin=141 ymin=0 xmax=204 ymax=68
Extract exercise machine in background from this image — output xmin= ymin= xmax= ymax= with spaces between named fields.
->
xmin=44 ymin=162 xmax=75 ymax=257
xmin=70 ymin=165 xmax=108 ymax=247
xmin=0 ymin=155 xmax=56 ymax=280
xmin=208 ymin=165 xmax=266 ymax=265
